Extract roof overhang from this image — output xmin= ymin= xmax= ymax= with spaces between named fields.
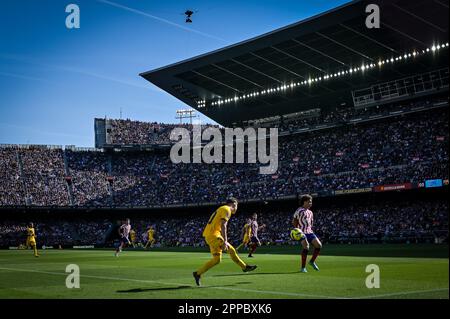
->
xmin=141 ymin=0 xmax=449 ymax=126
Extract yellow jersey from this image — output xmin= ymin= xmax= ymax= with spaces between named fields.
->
xmin=243 ymin=224 xmax=252 ymax=238
xmin=27 ymin=227 xmax=36 ymax=239
xmin=147 ymin=229 xmax=154 ymax=239
xmin=202 ymin=205 xmax=232 ymax=238
xmin=130 ymin=230 xmax=136 ymax=241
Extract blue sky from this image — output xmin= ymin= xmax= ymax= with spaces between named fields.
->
xmin=0 ymin=0 xmax=350 ymax=147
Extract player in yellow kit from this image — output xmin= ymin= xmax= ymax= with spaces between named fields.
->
xmin=193 ymin=198 xmax=257 ymax=286
xmin=26 ymin=222 xmax=39 ymax=257
xmin=129 ymin=229 xmax=136 ymax=248
xmin=236 ymin=218 xmax=252 ymax=251
xmin=144 ymin=226 xmax=155 ymax=249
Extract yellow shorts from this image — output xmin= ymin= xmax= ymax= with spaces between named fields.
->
xmin=243 ymin=236 xmax=250 ymax=245
xmin=205 ymin=236 xmax=224 ymax=256
xmin=26 ymin=238 xmax=36 ymax=246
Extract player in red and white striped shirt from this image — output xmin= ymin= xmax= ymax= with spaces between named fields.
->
xmin=115 ymin=218 xmax=131 ymax=257
xmin=292 ymin=195 xmax=322 ymax=272
xmin=247 ymin=213 xmax=266 ymax=257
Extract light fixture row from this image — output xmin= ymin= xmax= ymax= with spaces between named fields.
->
xmin=197 ymin=42 xmax=449 ymax=107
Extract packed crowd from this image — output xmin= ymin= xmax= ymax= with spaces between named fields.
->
xmin=0 ymin=199 xmax=447 ymax=247
xmin=276 ymin=98 xmax=443 ymax=131
xmin=0 ymin=148 xmax=25 ymax=205
xmin=21 ymin=147 xmax=69 ymax=206
xmin=66 ymin=150 xmax=111 ymax=206
xmin=0 ymin=105 xmax=448 ymax=207
xmin=108 ymin=120 xmax=221 ymax=145
xmin=104 ymin=108 xmax=449 ymax=206
xmin=105 ymin=97 xmax=447 ymax=145
xmin=0 ymin=147 xmax=70 ymax=206
xmin=0 ymin=219 xmax=111 ymax=247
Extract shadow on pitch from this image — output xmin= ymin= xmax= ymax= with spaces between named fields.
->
xmin=213 ymin=271 xmax=299 ymax=277
xmin=116 ymin=283 xmax=241 ymax=293
xmin=117 ymin=286 xmax=192 ymax=293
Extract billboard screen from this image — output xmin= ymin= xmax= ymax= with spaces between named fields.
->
xmin=425 ymin=179 xmax=443 ymax=188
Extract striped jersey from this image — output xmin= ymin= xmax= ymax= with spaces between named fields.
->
xmin=120 ymin=224 xmax=131 ymax=238
xmin=293 ymin=207 xmax=314 ymax=234
xmin=250 ymin=220 xmax=259 ymax=238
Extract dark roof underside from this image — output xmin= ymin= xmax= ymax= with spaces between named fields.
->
xmin=141 ymin=0 xmax=449 ymax=126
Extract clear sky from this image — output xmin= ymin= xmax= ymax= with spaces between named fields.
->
xmin=0 ymin=0 xmax=350 ymax=147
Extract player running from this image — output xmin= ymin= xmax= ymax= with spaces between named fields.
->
xmin=26 ymin=222 xmax=39 ymax=257
xmin=292 ymin=194 xmax=322 ymax=272
xmin=144 ymin=225 xmax=156 ymax=249
xmin=129 ymin=229 xmax=136 ymax=248
xmin=193 ymin=198 xmax=257 ymax=286
xmin=236 ymin=218 xmax=252 ymax=252
xmin=247 ymin=213 xmax=265 ymax=257
xmin=115 ymin=218 xmax=131 ymax=257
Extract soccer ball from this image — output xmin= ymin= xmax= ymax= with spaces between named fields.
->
xmin=290 ymin=228 xmax=304 ymax=241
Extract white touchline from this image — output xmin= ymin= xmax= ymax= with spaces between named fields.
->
xmin=352 ymin=288 xmax=449 ymax=299
xmin=0 ymin=266 xmax=343 ymax=299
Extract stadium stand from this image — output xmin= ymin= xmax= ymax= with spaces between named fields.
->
xmin=0 ymin=0 xmax=447 ymax=254
xmin=99 ymin=96 xmax=449 ymax=146
xmin=1 ymin=97 xmax=448 ymax=207
xmin=18 ymin=146 xmax=69 ymax=206
xmin=66 ymin=149 xmax=111 ymax=207
xmin=1 ymin=197 xmax=447 ymax=248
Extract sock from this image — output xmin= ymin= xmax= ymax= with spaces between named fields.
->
xmin=249 ymin=243 xmax=257 ymax=255
xmin=310 ymin=248 xmax=321 ymax=263
xmin=227 ymin=244 xmax=246 ymax=270
xmin=196 ymin=254 xmax=221 ymax=275
xmin=33 ymin=246 xmax=38 ymax=256
xmin=301 ymin=249 xmax=308 ymax=268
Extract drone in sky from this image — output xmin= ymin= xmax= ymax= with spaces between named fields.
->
xmin=184 ymin=9 xmax=197 ymax=23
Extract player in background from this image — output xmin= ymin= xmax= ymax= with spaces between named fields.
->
xmin=26 ymin=222 xmax=39 ymax=257
xmin=144 ymin=225 xmax=156 ymax=249
xmin=292 ymin=194 xmax=322 ymax=272
xmin=115 ymin=218 xmax=131 ymax=257
xmin=236 ymin=218 xmax=252 ymax=251
xmin=247 ymin=213 xmax=265 ymax=257
xmin=193 ymin=198 xmax=257 ymax=286
xmin=129 ymin=229 xmax=136 ymax=248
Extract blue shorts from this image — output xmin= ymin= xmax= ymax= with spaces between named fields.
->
xmin=303 ymin=233 xmax=318 ymax=242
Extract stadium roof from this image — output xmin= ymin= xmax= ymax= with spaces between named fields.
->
xmin=141 ymin=0 xmax=449 ymax=126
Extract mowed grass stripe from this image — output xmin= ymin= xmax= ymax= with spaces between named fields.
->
xmin=0 ymin=265 xmax=447 ymax=299
xmin=0 ymin=249 xmax=448 ymax=299
xmin=0 ymin=266 xmax=343 ymax=299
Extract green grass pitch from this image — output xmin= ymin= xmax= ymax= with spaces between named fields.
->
xmin=0 ymin=245 xmax=448 ymax=299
